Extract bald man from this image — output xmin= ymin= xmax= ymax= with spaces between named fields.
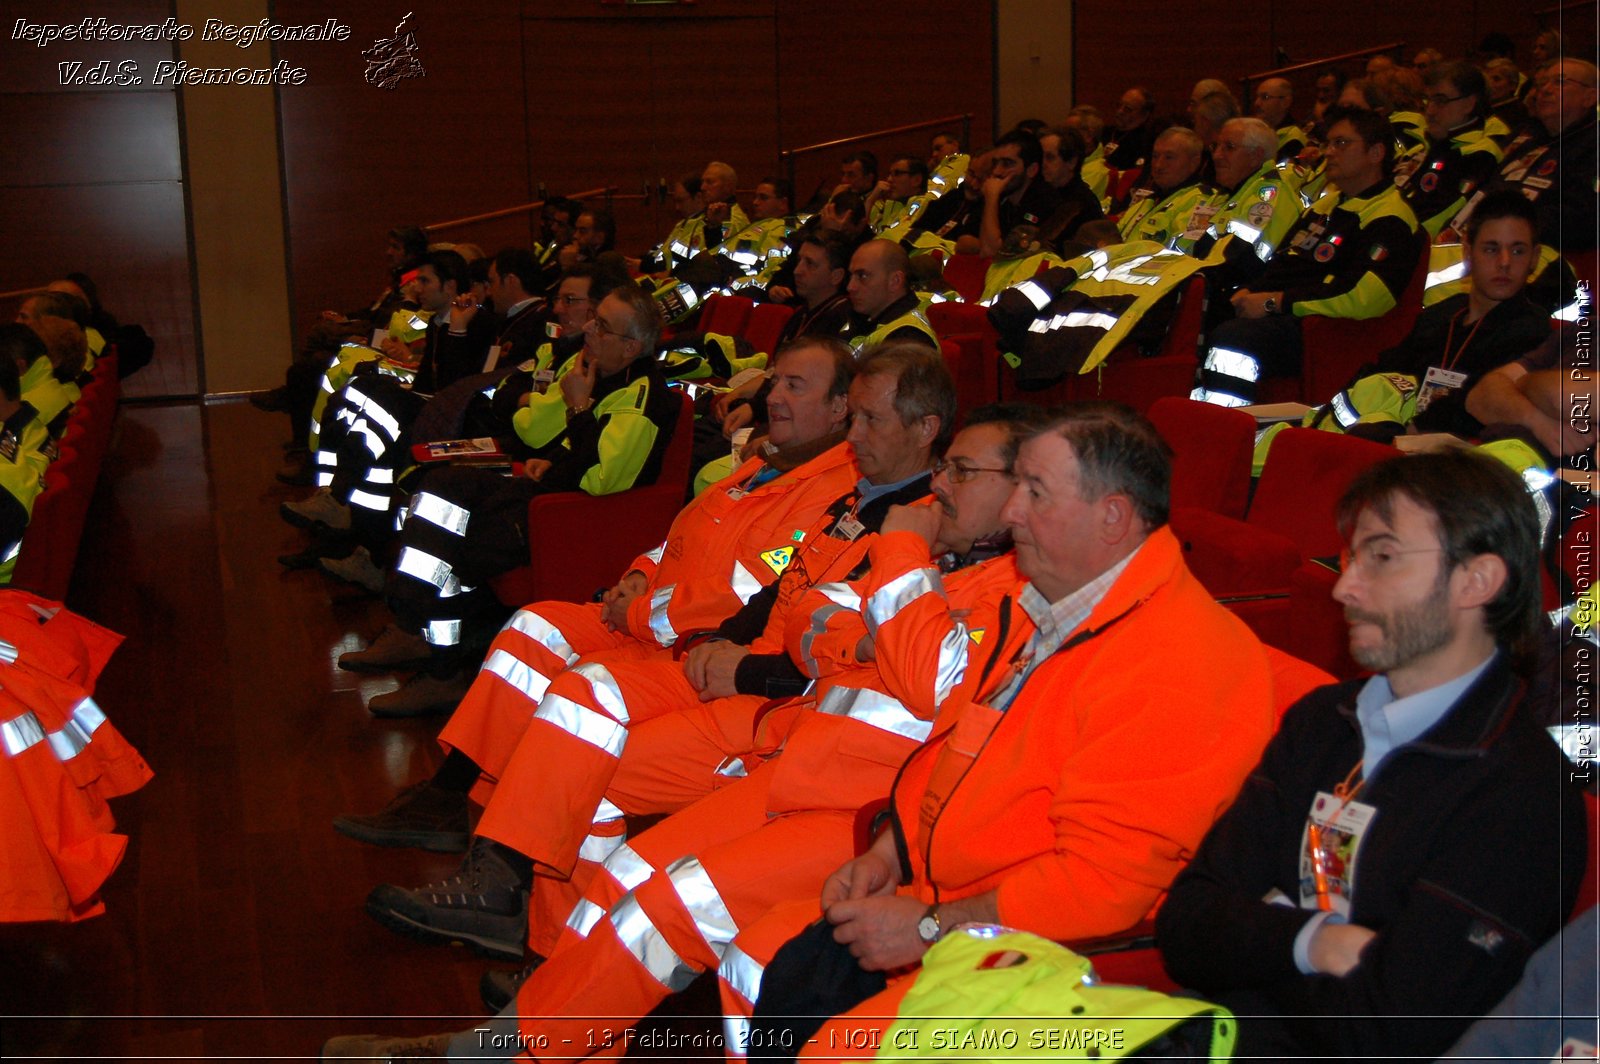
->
xmin=838 ymin=240 xmax=938 ymax=354
xmin=1254 ymin=77 xmax=1307 ymax=161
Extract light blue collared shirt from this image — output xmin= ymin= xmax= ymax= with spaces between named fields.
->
xmin=1292 ymin=650 xmax=1498 ymax=973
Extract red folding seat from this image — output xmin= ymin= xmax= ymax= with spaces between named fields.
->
xmin=1147 ymin=397 xmax=1256 ymax=519
xmin=741 ymin=302 xmax=795 ymax=356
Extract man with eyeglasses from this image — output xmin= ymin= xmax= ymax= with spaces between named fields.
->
xmin=1477 ymin=58 xmax=1598 ymax=252
xmin=1159 ymin=450 xmax=1585 ymax=1062
xmin=1253 ymin=77 xmax=1307 ymax=163
xmin=355 ymin=283 xmax=681 ymax=718
xmin=865 ymin=156 xmax=929 ymax=234
xmin=323 ymin=397 xmax=1037 ymax=1063
xmin=1193 ymin=106 xmax=1422 ymax=407
xmin=1106 ymin=85 xmax=1160 ymax=169
xmin=1397 ymin=61 xmax=1504 ymax=238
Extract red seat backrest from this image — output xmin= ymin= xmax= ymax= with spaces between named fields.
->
xmin=1148 ymin=397 xmax=1256 ymax=518
xmin=940 ymin=255 xmax=993 ymax=304
xmin=1247 ymin=427 xmax=1397 ymax=559
xmin=742 ymin=302 xmax=796 ymax=356
xmin=700 ymin=293 xmax=753 ymax=337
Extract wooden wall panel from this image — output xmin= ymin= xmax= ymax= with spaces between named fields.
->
xmin=275 ymin=2 xmax=532 ymax=340
xmin=0 ymin=2 xmax=196 ymax=398
xmin=775 ymin=0 xmax=994 ymax=205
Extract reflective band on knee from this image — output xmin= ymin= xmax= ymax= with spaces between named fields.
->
xmin=609 ymin=892 xmax=699 ymax=991
xmin=572 ymin=661 xmax=630 ymax=725
xmin=719 ymin=943 xmax=765 ymax=1052
xmin=424 ymin=619 xmax=461 ymax=646
xmin=533 ymin=693 xmax=627 ymax=756
xmin=46 ymin=698 xmax=106 ymax=762
xmin=365 ymin=466 xmax=395 ymax=485
xmin=1203 ymin=346 xmax=1262 ymax=382
xmin=601 ymin=842 xmax=654 ymax=892
xmin=665 ymin=855 xmax=738 ymax=951
xmin=483 ymin=649 xmax=553 ymax=704
xmin=1 ymin=711 xmax=45 ymax=756
xmin=411 ymin=492 xmax=471 ymax=536
xmin=396 ymin=546 xmax=461 ymax=596
xmin=566 ymin=898 xmax=606 ymax=938
xmin=1190 ymin=385 xmax=1251 ymax=408
xmin=506 ymin=609 xmax=577 ymax=664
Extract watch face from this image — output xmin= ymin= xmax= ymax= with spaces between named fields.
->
xmin=917 ymin=915 xmax=940 ymax=942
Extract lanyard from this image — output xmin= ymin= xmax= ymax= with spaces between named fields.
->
xmin=1440 ymin=307 xmax=1486 ymax=374
xmin=1307 ymin=758 xmax=1366 ymax=912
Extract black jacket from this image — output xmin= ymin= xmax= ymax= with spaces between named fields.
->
xmin=1157 ymin=656 xmax=1586 ymax=1063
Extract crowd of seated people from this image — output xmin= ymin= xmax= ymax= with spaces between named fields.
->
xmin=234 ymin=32 xmax=1598 ymax=1059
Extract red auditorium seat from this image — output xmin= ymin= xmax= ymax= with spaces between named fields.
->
xmin=1106 ymin=167 xmax=1143 ymax=207
xmin=940 ymin=254 xmax=993 ymax=304
xmin=698 ymin=293 xmax=754 ymax=338
xmin=491 ymin=393 xmax=695 ymax=607
xmin=11 ymin=447 xmax=81 ymax=601
xmin=1171 ymin=427 xmax=1395 ymax=647
xmin=1147 ymin=397 xmax=1255 ymax=519
xmin=1062 ymin=273 xmax=1208 ymax=413
xmin=741 ymin=302 xmax=795 ymax=356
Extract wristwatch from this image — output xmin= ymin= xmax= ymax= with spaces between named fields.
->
xmin=1263 ymin=295 xmax=1280 ymax=315
xmin=916 ymin=904 xmax=942 ymax=944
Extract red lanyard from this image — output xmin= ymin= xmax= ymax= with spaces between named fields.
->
xmin=1440 ymin=307 xmax=1486 ymax=374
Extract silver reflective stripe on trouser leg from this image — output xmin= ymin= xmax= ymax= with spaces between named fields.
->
xmin=1 ymin=711 xmax=45 ymax=756
xmin=348 ymin=486 xmax=390 ymax=512
xmin=719 ymin=943 xmax=765 ymax=1056
xmin=411 ymin=492 xmax=471 ymax=536
xmin=865 ymin=567 xmax=940 ymax=630
xmin=531 ymin=692 xmax=627 ymax=756
xmin=396 ymin=546 xmax=463 ymax=596
xmin=424 ymin=619 xmax=461 ymax=646
xmin=648 ymin=584 xmax=678 ymax=645
xmin=564 ymin=833 xmax=651 ymax=939
xmin=46 ymin=698 xmax=106 ymax=761
xmin=815 ymin=686 xmax=932 ymax=743
xmin=1192 ymin=345 xmax=1261 ymax=407
xmin=665 ymin=853 xmax=737 ymax=961
xmin=572 ymin=661 xmax=630 ymax=725
xmin=482 ymin=649 xmax=554 ymax=704
xmin=608 ymin=891 xmax=700 ymax=991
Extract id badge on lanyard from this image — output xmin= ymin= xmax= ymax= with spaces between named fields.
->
xmin=1298 ymin=790 xmax=1378 ymax=915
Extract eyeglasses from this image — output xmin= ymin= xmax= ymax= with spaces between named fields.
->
xmin=933 ymin=458 xmax=1014 ymax=484
xmin=556 ymin=294 xmax=591 ymax=307
xmin=1535 ymin=74 xmax=1598 ymax=90
xmin=585 ymin=316 xmax=632 ymax=341
xmin=1338 ymin=542 xmax=1445 ymax=576
xmin=1424 ymin=92 xmax=1469 ymax=107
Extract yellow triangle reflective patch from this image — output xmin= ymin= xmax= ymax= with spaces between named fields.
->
xmin=760 ymin=545 xmax=795 ymax=574
xmin=968 ymin=628 xmax=986 ymax=645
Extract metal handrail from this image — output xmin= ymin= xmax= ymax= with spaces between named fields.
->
xmin=1535 ymin=0 xmax=1595 ymax=14
xmin=425 ymin=186 xmax=616 ymax=233
xmin=779 ymin=112 xmax=973 ymax=202
xmin=1241 ymin=42 xmax=1406 ymax=89
xmin=0 ymin=286 xmax=47 ymax=301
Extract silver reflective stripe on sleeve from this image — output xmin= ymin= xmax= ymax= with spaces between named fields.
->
xmin=799 ymin=603 xmax=851 ymax=677
xmin=350 ymin=421 xmax=385 ymax=459
xmin=566 ymin=898 xmax=606 ymax=939
xmin=0 ymin=640 xmax=17 ymax=665
xmin=1014 ymin=279 xmax=1052 ymax=311
xmin=411 ymin=492 xmax=472 ymax=536
xmin=648 ymin=585 xmax=678 ymax=645
xmin=932 ymin=624 xmax=971 ymax=709
xmin=730 ymin=562 xmax=763 ymax=604
xmin=719 ymin=942 xmax=765 ymax=1053
xmin=348 ymin=390 xmax=402 ymax=439
xmin=396 ymin=546 xmax=462 ymax=596
xmin=482 ymin=649 xmax=554 ymax=705
xmin=424 ymin=619 xmax=461 ymax=647
xmin=602 ymin=841 xmax=655 ymax=892
xmin=595 ymin=797 xmax=626 ymax=822
xmin=609 ymin=892 xmax=699 ymax=991
xmin=2 ymin=711 xmax=45 ymax=756
xmin=506 ymin=609 xmax=578 ymax=664
xmin=46 ymin=698 xmax=106 ymax=762
xmin=320 ymin=374 xmax=336 ymax=394
xmin=1549 ymin=723 xmax=1597 ymax=767
xmin=642 ymin=543 xmax=666 ymax=565
xmin=815 ymin=686 xmax=932 ymax=742
xmin=1330 ymin=391 xmax=1360 ymax=429
xmin=532 ymin=692 xmax=627 ymax=756
xmin=714 ymin=756 xmax=748 ymax=779
xmin=365 ymin=466 xmax=395 ymax=485
xmin=865 ymin=568 xmax=940 ymax=630
xmin=666 ymin=856 xmax=738 ymax=951
xmin=1425 ymin=260 xmax=1469 ymax=291
xmin=573 ymin=661 xmax=630 ymax=725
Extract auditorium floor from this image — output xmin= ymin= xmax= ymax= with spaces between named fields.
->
xmin=0 ymin=399 xmax=489 ymax=1060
